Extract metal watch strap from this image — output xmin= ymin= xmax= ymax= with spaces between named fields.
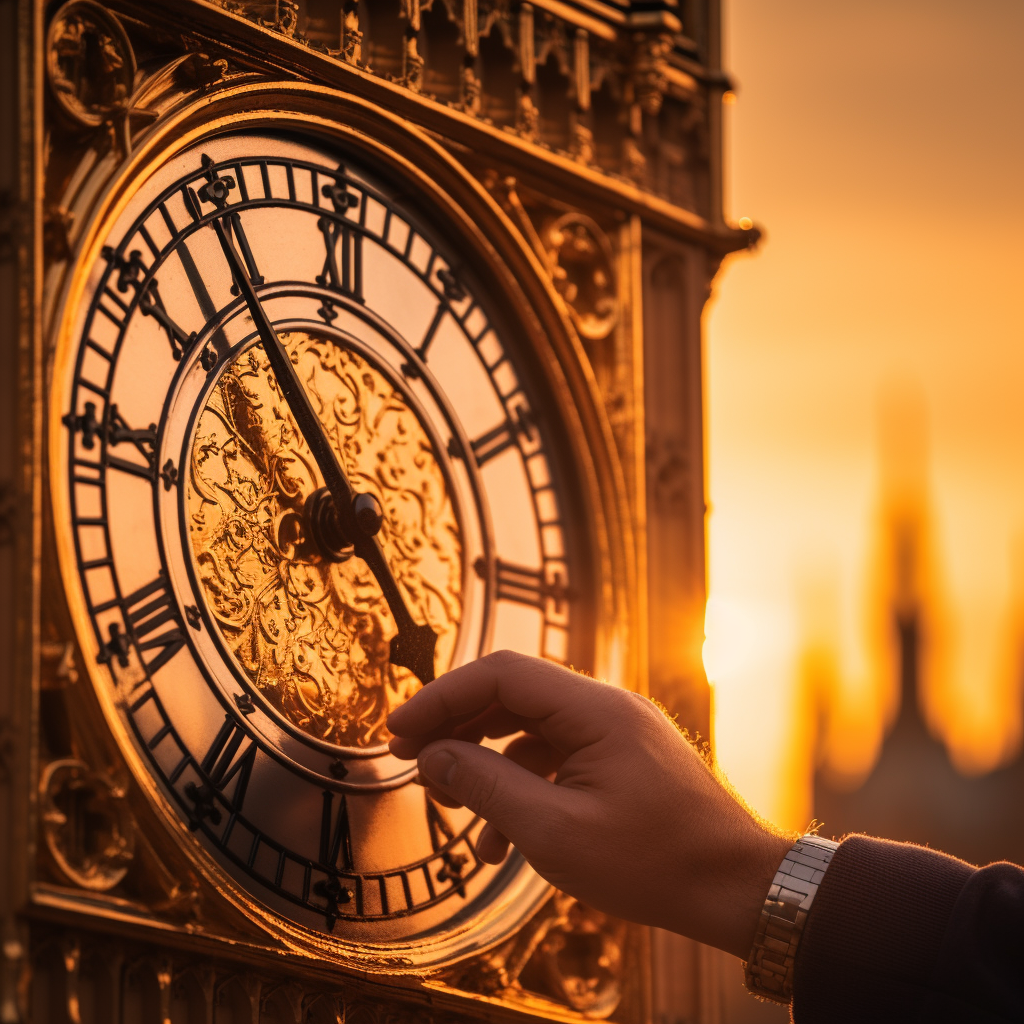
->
xmin=744 ymin=834 xmax=839 ymax=1003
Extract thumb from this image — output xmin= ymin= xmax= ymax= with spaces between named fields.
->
xmin=418 ymin=740 xmax=565 ymax=851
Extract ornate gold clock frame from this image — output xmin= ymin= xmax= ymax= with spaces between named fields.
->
xmin=0 ymin=0 xmax=755 ymax=1021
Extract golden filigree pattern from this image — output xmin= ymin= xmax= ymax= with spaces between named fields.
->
xmin=186 ymin=332 xmax=462 ymax=748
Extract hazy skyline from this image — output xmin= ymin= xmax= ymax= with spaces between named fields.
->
xmin=706 ymin=0 xmax=1024 ymax=826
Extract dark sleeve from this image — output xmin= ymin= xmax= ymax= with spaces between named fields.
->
xmin=791 ymin=834 xmax=1024 ymax=1024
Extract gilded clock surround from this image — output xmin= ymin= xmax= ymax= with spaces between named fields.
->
xmin=2 ymin=0 xmax=751 ymax=1020
xmin=46 ymin=84 xmax=625 ymax=972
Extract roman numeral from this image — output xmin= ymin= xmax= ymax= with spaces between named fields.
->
xmin=416 ymin=301 xmax=446 ymax=362
xmin=194 ymin=154 xmax=264 ymax=297
xmin=104 ymin=404 xmax=158 ymax=481
xmin=200 ymin=717 xmax=256 ymax=800
xmin=103 ymin=411 xmax=176 ymax=491
xmin=101 ymin=245 xmax=213 ymax=366
xmin=185 ymin=715 xmax=258 ymax=830
xmin=426 ymin=795 xmax=469 ymax=897
xmin=315 ymin=173 xmax=364 ymax=304
xmin=318 ymin=790 xmax=353 ymax=873
xmin=99 ymin=247 xmax=151 ymax=340
xmin=469 ymin=405 xmax=534 ymax=466
xmin=138 ymin=279 xmax=198 ymax=361
xmin=477 ymin=557 xmax=572 ymax=614
xmin=314 ymin=789 xmax=355 ymax=930
xmin=122 ymin=573 xmax=187 ymax=675
xmin=316 ymin=216 xmax=364 ymax=303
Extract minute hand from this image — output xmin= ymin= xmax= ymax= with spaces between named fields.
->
xmin=209 ymin=214 xmax=437 ymax=684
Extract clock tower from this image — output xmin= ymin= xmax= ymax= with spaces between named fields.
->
xmin=0 ymin=1 xmax=753 ymax=1021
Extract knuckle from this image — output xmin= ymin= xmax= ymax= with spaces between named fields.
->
xmin=484 ymin=648 xmax=525 ymax=672
xmin=594 ymin=685 xmax=647 ymax=723
xmin=627 ymin=689 xmax=670 ymax=725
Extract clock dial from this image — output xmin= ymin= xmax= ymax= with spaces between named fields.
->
xmin=54 ymin=131 xmax=582 ymax=945
xmin=186 ymin=331 xmax=463 ymax=750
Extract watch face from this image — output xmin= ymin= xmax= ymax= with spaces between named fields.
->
xmin=52 ymin=130 xmax=589 ymax=950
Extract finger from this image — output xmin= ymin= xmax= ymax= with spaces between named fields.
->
xmin=389 ymin=734 xmax=426 ymax=760
xmin=501 ymin=733 xmax=565 ymax=779
xmin=426 ymin=785 xmax=463 ymax=809
xmin=476 ymin=823 xmax=510 ymax=864
xmin=388 ymin=651 xmax=623 ymax=754
xmin=415 ymin=734 xmax=562 ymax=809
xmin=452 ymin=704 xmax=538 ymax=743
xmin=390 ymin=703 xmax=538 ymax=760
xmin=388 ymin=704 xmax=496 ymax=760
xmin=417 ymin=738 xmax=570 ymax=850
xmin=411 ymin=772 xmax=463 ymax=806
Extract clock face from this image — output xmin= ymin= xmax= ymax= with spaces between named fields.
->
xmin=53 ymin=131 xmax=587 ymax=947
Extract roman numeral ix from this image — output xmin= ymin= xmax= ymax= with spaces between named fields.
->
xmin=475 ymin=557 xmax=572 ymax=614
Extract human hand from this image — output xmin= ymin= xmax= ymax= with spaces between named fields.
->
xmin=386 ymin=651 xmax=794 ymax=959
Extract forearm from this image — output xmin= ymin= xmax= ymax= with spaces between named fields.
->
xmin=791 ymin=835 xmax=1024 ymax=1023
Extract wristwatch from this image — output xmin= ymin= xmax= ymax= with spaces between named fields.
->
xmin=744 ymin=834 xmax=839 ymax=1003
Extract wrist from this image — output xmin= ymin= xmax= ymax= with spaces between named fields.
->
xmin=728 ymin=829 xmax=796 ymax=959
xmin=673 ymin=824 xmax=793 ymax=959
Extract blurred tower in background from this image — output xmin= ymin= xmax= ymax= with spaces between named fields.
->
xmin=813 ymin=389 xmax=1024 ymax=866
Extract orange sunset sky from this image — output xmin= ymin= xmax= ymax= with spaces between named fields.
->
xmin=704 ymin=0 xmax=1024 ymax=829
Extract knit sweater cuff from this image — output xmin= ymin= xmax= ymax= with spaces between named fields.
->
xmin=791 ymin=834 xmax=974 ymax=1023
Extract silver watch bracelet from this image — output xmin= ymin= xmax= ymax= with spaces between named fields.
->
xmin=744 ymin=834 xmax=840 ymax=1003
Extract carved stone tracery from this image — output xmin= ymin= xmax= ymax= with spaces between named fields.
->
xmin=488 ymin=176 xmax=619 ymax=345
xmin=219 ymin=0 xmax=300 ymax=37
xmin=437 ymin=892 xmax=627 ymax=1018
xmin=47 ymin=1 xmax=137 ymax=129
xmin=532 ymin=901 xmax=626 ymax=1017
xmin=40 ymin=758 xmax=136 ymax=892
xmin=27 ymin=922 xmax=584 ymax=1024
xmin=184 ymin=0 xmax=712 ymax=214
xmin=41 ymin=0 xmax=710 ymax=216
xmin=543 ymin=212 xmax=618 ymax=342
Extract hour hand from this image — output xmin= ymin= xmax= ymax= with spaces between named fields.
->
xmin=389 ymin=622 xmax=438 ymax=685
xmin=203 ymin=183 xmax=438 ymax=685
xmin=309 ymin=489 xmax=437 ymax=684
